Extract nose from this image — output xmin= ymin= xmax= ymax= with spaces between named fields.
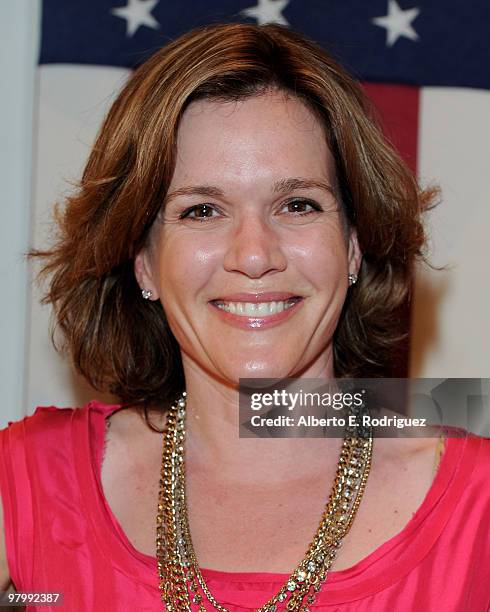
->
xmin=223 ymin=213 xmax=287 ymax=278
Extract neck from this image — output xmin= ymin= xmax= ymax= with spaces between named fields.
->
xmin=181 ymin=354 xmax=343 ymax=487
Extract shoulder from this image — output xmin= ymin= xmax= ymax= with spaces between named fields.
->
xmin=0 ymin=401 xmax=120 ymax=452
xmin=463 ymin=430 xmax=490 ymax=480
xmin=0 ymin=400 xmax=122 ymax=514
xmin=0 ymin=406 xmax=72 ymax=455
xmin=436 ymin=426 xmax=490 ymax=482
xmin=438 ymin=429 xmax=490 ymax=525
xmin=106 ymin=404 xmax=163 ymax=440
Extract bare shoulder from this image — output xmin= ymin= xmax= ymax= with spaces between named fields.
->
xmin=374 ymin=431 xmax=446 ymax=472
xmin=101 ymin=405 xmax=164 ymax=486
xmin=106 ymin=405 xmax=144 ymax=433
xmin=369 ymin=406 xmax=447 ymax=472
xmin=100 ymin=406 xmax=164 ymax=557
xmin=106 ymin=406 xmax=165 ymax=438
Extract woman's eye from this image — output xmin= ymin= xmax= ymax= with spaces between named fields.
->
xmin=281 ymin=199 xmax=322 ymax=215
xmin=180 ymin=204 xmax=219 ymax=221
xmin=178 ymin=199 xmax=322 ymax=223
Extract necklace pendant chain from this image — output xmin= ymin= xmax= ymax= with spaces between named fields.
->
xmin=156 ymin=390 xmax=373 ymax=611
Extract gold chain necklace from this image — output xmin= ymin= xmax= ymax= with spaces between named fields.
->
xmin=156 ymin=391 xmax=373 ymax=611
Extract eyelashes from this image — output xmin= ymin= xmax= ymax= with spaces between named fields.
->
xmin=178 ymin=198 xmax=324 ymax=223
xmin=180 ymin=203 xmax=217 ymax=221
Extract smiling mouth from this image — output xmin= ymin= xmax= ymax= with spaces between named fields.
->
xmin=210 ymin=297 xmax=303 ymax=317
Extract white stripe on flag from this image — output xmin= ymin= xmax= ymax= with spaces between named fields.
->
xmin=28 ymin=66 xmax=128 ymax=413
xmin=412 ymin=87 xmax=490 ymax=378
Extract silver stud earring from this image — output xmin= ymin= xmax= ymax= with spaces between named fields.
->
xmin=141 ymin=289 xmax=153 ymax=300
xmin=348 ymin=273 xmax=358 ymax=286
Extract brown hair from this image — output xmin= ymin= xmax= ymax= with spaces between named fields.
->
xmin=31 ymin=23 xmax=437 ymax=409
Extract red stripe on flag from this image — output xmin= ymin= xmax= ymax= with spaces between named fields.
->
xmin=362 ymin=83 xmax=420 ymax=175
xmin=361 ymin=84 xmax=421 ymax=376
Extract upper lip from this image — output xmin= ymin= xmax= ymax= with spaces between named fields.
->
xmin=210 ymin=292 xmax=302 ymax=303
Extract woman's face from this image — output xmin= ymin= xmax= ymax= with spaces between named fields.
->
xmin=135 ymin=90 xmax=361 ymax=383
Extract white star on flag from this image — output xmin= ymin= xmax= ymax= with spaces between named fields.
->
xmin=241 ymin=0 xmax=290 ymax=26
xmin=372 ymin=0 xmax=420 ymax=47
xmin=111 ymin=0 xmax=160 ymax=38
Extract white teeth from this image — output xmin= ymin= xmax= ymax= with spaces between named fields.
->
xmin=214 ymin=299 xmax=299 ymax=316
xmin=257 ymin=303 xmax=269 ymax=316
xmin=244 ymin=302 xmax=258 ymax=316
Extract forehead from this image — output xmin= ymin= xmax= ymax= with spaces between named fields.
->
xmin=171 ymin=91 xmax=335 ymax=188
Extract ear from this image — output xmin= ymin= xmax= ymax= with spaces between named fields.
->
xmin=347 ymin=228 xmax=362 ymax=277
xmin=134 ymin=247 xmax=159 ymax=300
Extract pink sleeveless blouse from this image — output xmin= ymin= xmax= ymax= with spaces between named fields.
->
xmin=0 ymin=401 xmax=489 ymax=611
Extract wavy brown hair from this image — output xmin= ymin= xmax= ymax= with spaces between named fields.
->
xmin=30 ymin=23 xmax=437 ymax=409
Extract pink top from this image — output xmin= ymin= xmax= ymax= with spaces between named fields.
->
xmin=0 ymin=401 xmax=489 ymax=611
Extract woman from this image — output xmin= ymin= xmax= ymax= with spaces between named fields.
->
xmin=0 ymin=23 xmax=488 ymax=612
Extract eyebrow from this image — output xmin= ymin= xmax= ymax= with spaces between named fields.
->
xmin=163 ymin=177 xmax=335 ymax=205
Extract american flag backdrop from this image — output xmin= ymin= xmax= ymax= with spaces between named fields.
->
xmin=24 ymin=1 xmax=490 ymax=431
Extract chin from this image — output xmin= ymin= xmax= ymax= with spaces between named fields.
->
xmin=219 ymin=358 xmax=299 ymax=385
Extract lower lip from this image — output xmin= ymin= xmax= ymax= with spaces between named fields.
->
xmin=208 ymin=299 xmax=304 ymax=330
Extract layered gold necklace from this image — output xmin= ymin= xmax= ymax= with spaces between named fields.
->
xmin=156 ymin=391 xmax=373 ymax=611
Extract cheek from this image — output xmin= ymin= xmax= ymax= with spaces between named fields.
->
xmin=155 ymin=236 xmax=221 ymax=300
xmin=286 ymin=228 xmax=349 ymax=284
